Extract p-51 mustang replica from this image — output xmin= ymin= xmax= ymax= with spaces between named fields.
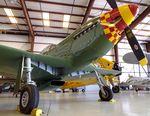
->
xmin=0 ymin=0 xmax=147 ymax=114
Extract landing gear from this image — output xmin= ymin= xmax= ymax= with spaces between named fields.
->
xmin=94 ymin=71 xmax=113 ymax=101
xmin=99 ymin=86 xmax=113 ymax=101
xmin=135 ymin=88 xmax=138 ymax=92
xmin=16 ymin=57 xmax=39 ymax=114
xmin=82 ymin=89 xmax=85 ymax=93
xmin=72 ymin=88 xmax=79 ymax=92
xmin=112 ymin=85 xmax=120 ymax=93
xmin=20 ymin=85 xmax=39 ymax=114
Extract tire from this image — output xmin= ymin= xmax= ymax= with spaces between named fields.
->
xmin=19 ymin=85 xmax=39 ymax=114
xmin=112 ymin=86 xmax=120 ymax=93
xmin=82 ymin=89 xmax=85 ymax=93
xmin=135 ymin=88 xmax=138 ymax=92
xmin=72 ymin=88 xmax=75 ymax=92
xmin=99 ymin=86 xmax=113 ymax=101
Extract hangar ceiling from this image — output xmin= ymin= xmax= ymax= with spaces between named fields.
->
xmin=0 ymin=0 xmax=149 ymax=53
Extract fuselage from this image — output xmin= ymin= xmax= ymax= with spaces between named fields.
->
xmin=42 ymin=4 xmax=138 ymax=74
xmin=46 ymin=18 xmax=114 ymax=73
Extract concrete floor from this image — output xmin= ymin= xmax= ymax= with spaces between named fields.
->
xmin=0 ymin=91 xmax=150 ymax=116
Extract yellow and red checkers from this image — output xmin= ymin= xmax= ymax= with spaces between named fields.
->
xmin=103 ymin=25 xmax=120 ymax=45
xmin=100 ymin=11 xmax=121 ymax=45
xmin=118 ymin=5 xmax=135 ymax=26
xmin=100 ymin=13 xmax=112 ymax=23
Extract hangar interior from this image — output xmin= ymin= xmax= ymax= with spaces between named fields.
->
xmin=0 ymin=0 xmax=149 ymax=82
xmin=0 ymin=0 xmax=150 ymax=116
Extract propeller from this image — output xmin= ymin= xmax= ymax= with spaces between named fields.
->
xmin=106 ymin=0 xmax=148 ymax=66
xmin=106 ymin=0 xmax=117 ymax=9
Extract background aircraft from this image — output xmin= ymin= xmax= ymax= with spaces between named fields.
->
xmin=123 ymin=76 xmax=150 ymax=92
xmin=61 ymin=57 xmax=122 ymax=93
xmin=122 ymin=52 xmax=150 ymax=92
xmin=0 ymin=0 xmax=146 ymax=114
xmin=123 ymin=52 xmax=150 ymax=64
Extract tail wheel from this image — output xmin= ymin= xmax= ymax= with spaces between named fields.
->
xmin=112 ymin=86 xmax=120 ymax=93
xmin=20 ymin=85 xmax=39 ymax=114
xmin=99 ymin=86 xmax=113 ymax=101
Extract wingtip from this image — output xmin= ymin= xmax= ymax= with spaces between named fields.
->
xmin=139 ymin=57 xmax=148 ymax=66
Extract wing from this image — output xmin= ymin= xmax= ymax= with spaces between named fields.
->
xmin=81 ymin=64 xmax=122 ymax=76
xmin=0 ymin=45 xmax=70 ymax=79
xmin=62 ymin=64 xmax=121 ymax=81
xmin=60 ymin=64 xmax=121 ymax=89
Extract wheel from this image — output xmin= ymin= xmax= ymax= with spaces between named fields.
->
xmin=112 ymin=86 xmax=120 ymax=93
xmin=135 ymin=88 xmax=138 ymax=92
xmin=19 ymin=85 xmax=39 ymax=114
xmin=72 ymin=88 xmax=75 ymax=92
xmin=99 ymin=86 xmax=113 ymax=101
xmin=62 ymin=89 xmax=65 ymax=93
xmin=82 ymin=89 xmax=85 ymax=93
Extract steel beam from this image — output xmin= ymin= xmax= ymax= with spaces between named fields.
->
xmin=82 ymin=0 xmax=95 ymax=24
xmin=19 ymin=0 xmax=35 ymax=52
xmin=116 ymin=0 xmax=148 ymax=6
xmin=146 ymin=43 xmax=150 ymax=53
xmin=0 ymin=5 xmax=105 ymax=18
xmin=114 ymin=44 xmax=119 ymax=64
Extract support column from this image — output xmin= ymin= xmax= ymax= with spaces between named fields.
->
xmin=114 ymin=44 xmax=119 ymax=64
xmin=146 ymin=43 xmax=150 ymax=74
xmin=114 ymin=44 xmax=120 ymax=82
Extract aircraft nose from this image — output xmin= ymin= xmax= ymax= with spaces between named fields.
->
xmin=118 ymin=4 xmax=139 ymax=26
xmin=128 ymin=4 xmax=139 ymax=17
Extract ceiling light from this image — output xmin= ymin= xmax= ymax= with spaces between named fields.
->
xmin=4 ymin=8 xmax=14 ymax=16
xmin=9 ymin=17 xmax=17 ymax=23
xmin=63 ymin=15 xmax=70 ymax=22
xmin=43 ymin=20 xmax=50 ymax=26
xmin=4 ymin=8 xmax=17 ymax=23
xmin=43 ymin=12 xmax=50 ymax=26
xmin=63 ymin=22 xmax=69 ymax=28
xmin=43 ymin=12 xmax=49 ymax=20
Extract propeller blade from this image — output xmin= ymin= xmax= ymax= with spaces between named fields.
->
xmin=106 ymin=0 xmax=118 ymax=9
xmin=125 ymin=26 xmax=148 ymax=66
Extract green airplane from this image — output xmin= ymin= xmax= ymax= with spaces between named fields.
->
xmin=0 ymin=0 xmax=148 ymax=114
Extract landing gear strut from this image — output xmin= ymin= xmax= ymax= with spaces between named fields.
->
xmin=94 ymin=71 xmax=113 ymax=101
xmin=108 ymin=78 xmax=120 ymax=93
xmin=19 ymin=57 xmax=39 ymax=114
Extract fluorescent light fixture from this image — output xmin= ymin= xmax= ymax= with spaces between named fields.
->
xmin=63 ymin=15 xmax=70 ymax=22
xmin=43 ymin=12 xmax=49 ymax=20
xmin=4 ymin=8 xmax=17 ymax=23
xmin=9 ymin=17 xmax=17 ymax=23
xmin=43 ymin=20 xmax=50 ymax=26
xmin=4 ymin=8 xmax=14 ymax=16
xmin=63 ymin=22 xmax=69 ymax=28
xmin=43 ymin=12 xmax=50 ymax=26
